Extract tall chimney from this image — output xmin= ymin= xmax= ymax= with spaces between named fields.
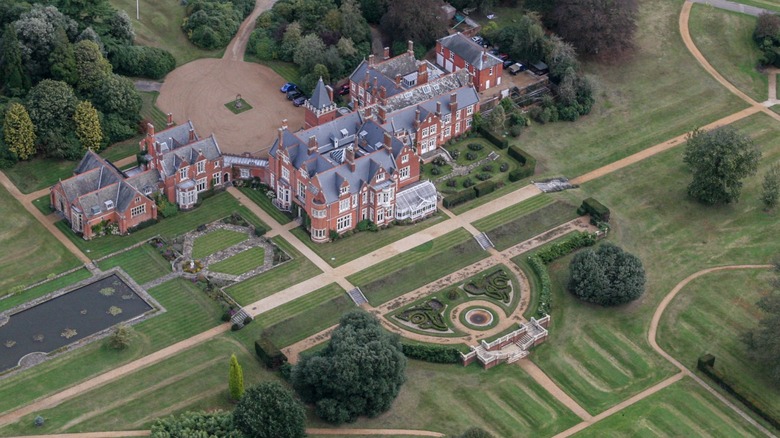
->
xmin=378 ymin=106 xmax=387 ymax=124
xmin=368 ymin=54 xmax=374 ymax=66
xmin=364 ymin=106 xmax=373 ymax=120
xmin=436 ymin=101 xmax=442 ymax=118
xmin=325 ymin=85 xmax=334 ymax=103
xmin=395 ymin=73 xmax=401 ymax=87
xmin=346 ymin=145 xmax=355 ymax=172
xmin=380 ymin=86 xmax=386 ymax=99
xmin=417 ymin=63 xmax=428 ymax=85
xmin=482 ymin=51 xmax=487 ymax=64
xmin=383 ymin=47 xmax=390 ymax=60
xmin=166 ymin=113 xmax=173 ymax=127
xmin=188 ymin=129 xmax=195 ymax=143
xmin=146 ymin=122 xmax=155 ymax=137
xmin=413 ymin=109 xmax=421 ymax=131
xmin=383 ymin=131 xmax=393 ymax=151
xmin=407 ymin=40 xmax=414 ymax=55
xmin=281 ymin=119 xmax=288 ymax=130
xmin=308 ymin=135 xmax=318 ymax=153
xmin=467 ymin=74 xmax=474 ymax=88
xmin=373 ymin=77 xmax=378 ymax=93
xmin=277 ymin=128 xmax=284 ymax=149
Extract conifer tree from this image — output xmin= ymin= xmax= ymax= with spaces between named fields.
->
xmin=228 ymin=353 xmax=244 ymax=401
xmin=1 ymin=24 xmax=30 ymax=96
xmin=3 ymin=102 xmax=36 ymax=160
xmin=74 ymin=100 xmax=103 ymax=152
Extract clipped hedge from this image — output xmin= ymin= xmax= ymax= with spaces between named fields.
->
xmin=443 ymin=188 xmax=477 ymax=208
xmin=698 ymin=355 xmax=780 ymax=430
xmin=401 ymin=343 xmax=461 ymax=364
xmin=474 ymin=180 xmax=497 ymax=198
xmin=478 ymin=126 xmax=508 ymax=149
xmin=577 ymin=197 xmax=610 ymax=222
xmin=507 ymin=146 xmax=537 ymax=182
xmin=255 ymin=336 xmax=287 ymax=370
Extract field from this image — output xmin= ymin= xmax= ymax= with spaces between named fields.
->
xmin=658 ymin=268 xmax=780 ymax=418
xmin=689 ymin=4 xmax=767 ymax=102
xmin=573 ymin=378 xmax=764 ymax=437
xmin=192 ymin=229 xmax=248 ymax=259
xmin=346 ymin=228 xmax=489 ymax=306
xmin=97 ymin=244 xmax=171 ymax=284
xmin=237 ymin=187 xmax=293 ymax=225
xmin=0 ymin=186 xmax=82 ymax=294
xmin=208 ymin=247 xmax=266 ymax=276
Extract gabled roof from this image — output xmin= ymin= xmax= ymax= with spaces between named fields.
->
xmin=158 ymin=135 xmax=222 ymax=177
xmin=76 ymin=181 xmax=140 ymax=219
xmin=153 ymin=121 xmax=197 ymax=150
xmin=349 ymin=60 xmax=406 ymax=98
xmin=438 ymin=33 xmax=502 ymax=70
xmin=313 ymin=148 xmax=398 ymax=204
xmin=308 ymin=77 xmax=333 ymax=111
xmin=59 ymin=151 xmax=124 ymax=204
xmin=382 ymin=69 xmax=471 ymax=113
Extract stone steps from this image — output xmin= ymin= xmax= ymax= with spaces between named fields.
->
xmin=346 ymin=287 xmax=368 ymax=306
xmin=474 ymin=232 xmax=494 ymax=250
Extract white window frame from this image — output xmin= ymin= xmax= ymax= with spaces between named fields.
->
xmin=400 ymin=166 xmax=410 ymax=180
xmin=422 ymin=127 xmax=429 ymax=137
xmin=340 ymin=185 xmax=349 ymax=196
xmin=196 ymin=161 xmax=205 ymax=174
xmin=313 ymin=228 xmax=326 ymax=239
xmin=339 ymin=198 xmax=350 ymax=213
xmin=337 ymin=214 xmax=352 ymax=231
xmin=401 ymin=154 xmax=409 ymax=164
xmin=213 ymin=172 xmax=222 ymax=186
xmin=179 ymin=167 xmax=188 ymax=180
xmin=377 ymin=207 xmax=384 ymax=223
xmin=312 ymin=208 xmax=326 ymax=218
xmin=240 ymin=168 xmax=250 ymax=179
xmin=430 ymin=125 xmax=437 ymax=135
xmin=196 ymin=178 xmax=207 ymax=192
xmin=467 ymin=105 xmax=474 ymax=116
xmin=131 ymin=204 xmax=146 ymax=218
xmin=466 ymin=118 xmax=472 ymax=128
xmin=281 ymin=167 xmax=290 ymax=181
xmin=298 ymin=181 xmax=306 ymax=200
xmin=375 ymin=173 xmax=384 ymax=183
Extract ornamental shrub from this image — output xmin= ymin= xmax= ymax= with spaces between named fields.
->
xmin=568 ymin=243 xmax=646 ymax=306
xmin=467 ymin=142 xmax=483 ymax=151
xmin=401 ymin=343 xmax=461 ymax=363
xmin=466 ymin=151 xmax=477 ymax=160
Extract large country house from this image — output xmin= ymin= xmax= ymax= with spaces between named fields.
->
xmin=435 ymin=33 xmax=503 ymax=92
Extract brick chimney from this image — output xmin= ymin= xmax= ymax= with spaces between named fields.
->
xmin=467 ymin=74 xmax=474 ymax=88
xmin=364 ymin=106 xmax=373 ymax=121
xmin=378 ymin=106 xmax=387 ymax=124
xmin=436 ymin=101 xmax=442 ymax=118
xmin=281 ymin=119 xmax=288 ymax=130
xmin=368 ymin=54 xmax=375 ymax=66
xmin=373 ymin=77 xmax=378 ymax=93
xmin=383 ymin=47 xmax=390 ymax=60
xmin=482 ymin=50 xmax=487 ymax=65
xmin=188 ymin=129 xmax=195 ymax=143
xmin=166 ymin=113 xmax=173 ymax=127
xmin=450 ymin=92 xmax=458 ymax=115
xmin=146 ymin=122 xmax=155 ymax=137
xmin=407 ymin=40 xmax=414 ymax=55
xmin=308 ymin=135 xmax=318 ymax=153
xmin=395 ymin=74 xmax=401 ymax=87
xmin=346 ymin=145 xmax=355 ymax=172
xmin=383 ymin=131 xmax=393 ymax=151
xmin=413 ymin=109 xmax=420 ymax=131
xmin=326 ymin=85 xmax=334 ymax=103
xmin=277 ymin=128 xmax=284 ymax=149
xmin=380 ymin=86 xmax=386 ymax=99
xmin=417 ymin=63 xmax=428 ymax=85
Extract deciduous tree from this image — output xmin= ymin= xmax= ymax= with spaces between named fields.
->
xmin=151 ymin=411 xmax=241 ymax=438
xmin=742 ymin=262 xmax=780 ymax=380
xmin=568 ymin=243 xmax=646 ymax=306
xmin=74 ymin=100 xmax=102 ymax=152
xmin=14 ymin=4 xmax=78 ymax=81
xmin=486 ymin=105 xmax=505 ymax=132
xmin=380 ymin=0 xmax=448 ymax=47
xmin=232 ymin=382 xmax=306 ymax=438
xmin=761 ymin=163 xmax=780 ymax=211
xmin=683 ymin=126 xmax=762 ymax=205
xmin=228 ymin=353 xmax=244 ymax=401
xmin=3 ymin=102 xmax=36 ymax=160
xmin=550 ymin=0 xmax=638 ymax=57
xmin=48 ymin=27 xmax=78 ymax=85
xmin=74 ymin=39 xmax=111 ymax=97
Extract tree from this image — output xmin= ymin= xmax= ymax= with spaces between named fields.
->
xmin=280 ymin=21 xmax=302 ymax=61
xmin=742 ymin=262 xmax=780 ymax=380
xmin=13 ymin=4 xmax=78 ymax=81
xmin=545 ymin=35 xmax=579 ymax=83
xmin=74 ymin=100 xmax=102 ymax=152
xmin=550 ymin=0 xmax=639 ymax=57
xmin=232 ymin=382 xmax=306 ymax=438
xmin=754 ymin=13 xmax=780 ymax=67
xmin=228 ymin=353 xmax=244 ymax=401
xmin=683 ymin=126 xmax=762 ymax=205
xmin=74 ymin=39 xmax=111 ymax=98
xmin=568 ymin=243 xmax=646 ymax=306
xmin=459 ymin=427 xmax=496 ymax=438
xmin=339 ymin=0 xmax=370 ymax=45
xmin=106 ymin=10 xmax=134 ymax=46
xmin=1 ymin=24 xmax=30 ymax=96
xmin=26 ymin=79 xmax=77 ymax=143
xmin=48 ymin=27 xmax=78 ymax=85
xmin=762 ymin=163 xmax=780 ymax=210
xmin=380 ymin=0 xmax=448 ymax=47
xmin=359 ymin=0 xmax=388 ymax=24
xmin=108 ymin=324 xmax=132 ymax=350
xmin=151 ymin=411 xmax=242 ymax=438
xmin=486 ymin=105 xmax=505 ymax=132
xmin=3 ymin=102 xmax=36 ymax=160
xmin=291 ymin=310 xmax=407 ymax=424
xmin=293 ymin=34 xmax=327 ymax=71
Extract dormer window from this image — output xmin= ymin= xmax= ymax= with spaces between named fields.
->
xmin=104 ymin=200 xmax=114 ymax=210
xmin=375 ymin=173 xmax=384 ymax=183
xmin=197 ymin=161 xmax=205 ymax=174
xmin=179 ymin=167 xmax=188 ymax=180
xmin=340 ymin=185 xmax=349 ymax=196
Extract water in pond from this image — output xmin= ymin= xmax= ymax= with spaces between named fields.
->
xmin=0 ymin=274 xmax=152 ymax=372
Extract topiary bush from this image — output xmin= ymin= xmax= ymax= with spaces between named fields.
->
xmin=467 ymin=142 xmax=484 ymax=151
xmin=568 ymin=243 xmax=646 ymax=306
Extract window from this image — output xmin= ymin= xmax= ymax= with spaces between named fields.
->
xmin=179 ymin=167 xmax=188 ymax=180
xmin=131 ymin=204 xmax=146 ymax=218
xmin=449 ymin=51 xmax=454 ymax=61
xmin=489 ymin=67 xmax=494 ymax=76
xmin=312 ymin=208 xmax=326 ymax=218
xmin=375 ymin=173 xmax=384 ymax=183
xmin=281 ymin=167 xmax=290 ymax=181
xmin=362 ymin=208 xmax=368 ymax=220
xmin=359 ymin=86 xmax=364 ymax=97
xmin=443 ymin=114 xmax=451 ymax=124
xmin=401 ymin=154 xmax=409 ymax=164
xmin=240 ymin=168 xmax=250 ymax=179
xmin=196 ymin=161 xmax=205 ymax=174
xmin=377 ymin=208 xmax=384 ymax=223
xmin=456 ymin=109 xmax=462 ymax=119
xmin=301 ymin=169 xmax=308 ymax=179
xmin=466 ymin=105 xmax=474 ymax=116
xmin=340 ymin=185 xmax=349 ymax=196
xmin=339 ymin=198 xmax=350 ymax=213
xmin=214 ymin=160 xmax=220 ymax=168
xmin=352 ymin=194 xmax=357 ymax=208
xmin=430 ymin=125 xmax=437 ymax=135
xmin=337 ymin=214 xmax=352 ymax=231
xmin=213 ymin=172 xmax=222 ymax=186
xmin=422 ymin=127 xmax=429 ymax=137
xmin=400 ymin=166 xmax=410 ymax=180
xmin=298 ymin=181 xmax=306 ymax=200
xmin=456 ymin=122 xmax=461 ymax=133
xmin=464 ymin=62 xmax=469 ymax=69
xmin=429 ymin=138 xmax=436 ymax=149
xmin=440 ymin=46 xmax=444 ymax=54
xmin=313 ymin=228 xmax=326 ymax=239
xmin=362 ymin=192 xmax=367 ymax=203
xmin=196 ymin=178 xmax=207 ymax=192
xmin=466 ymin=118 xmax=472 ymax=128
xmin=444 ymin=127 xmax=451 ymax=137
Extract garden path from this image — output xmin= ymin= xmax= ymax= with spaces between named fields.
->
xmin=3 ymin=428 xmax=447 ymax=438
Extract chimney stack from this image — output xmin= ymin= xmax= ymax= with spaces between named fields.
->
xmin=467 ymin=74 xmax=474 ymax=88
xmin=188 ymin=129 xmax=195 ymax=143
xmin=436 ymin=101 xmax=442 ymax=118
xmin=383 ymin=47 xmax=390 ymax=60
xmin=346 ymin=145 xmax=355 ymax=172
xmin=417 ymin=62 xmax=428 ymax=85
xmin=413 ymin=109 xmax=421 ymax=131
xmin=378 ymin=106 xmax=387 ymax=124
xmin=395 ymin=73 xmax=401 ymax=87
xmin=166 ymin=113 xmax=173 ymax=127
xmin=368 ymin=54 xmax=375 ymax=66
xmin=326 ymin=85 xmax=334 ymax=103
xmin=281 ymin=119 xmax=288 ymax=130
xmin=146 ymin=122 xmax=155 ymax=137
xmin=407 ymin=40 xmax=414 ymax=55
xmin=450 ymin=92 xmax=457 ymax=104
xmin=308 ymin=135 xmax=318 ymax=153
xmin=380 ymin=85 xmax=386 ymax=99
xmin=383 ymin=131 xmax=393 ymax=151
xmin=373 ymin=77 xmax=378 ymax=92
xmin=277 ymin=128 xmax=284 ymax=148
xmin=482 ymin=50 xmax=487 ymax=64
xmin=364 ymin=106 xmax=373 ymax=120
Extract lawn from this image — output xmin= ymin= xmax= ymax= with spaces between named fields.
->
xmin=573 ymin=378 xmax=765 ymax=437
xmin=108 ymin=0 xmax=224 ymax=65
xmin=192 ymin=229 xmax=248 ymax=259
xmin=0 ymin=336 xmax=278 ymax=435
xmin=530 ymin=111 xmax=780 ymax=415
xmin=97 ymin=244 xmax=171 ymax=285
xmin=689 ymin=4 xmax=767 ymax=102
xmin=289 ymin=212 xmax=445 ymax=267
xmin=208 ymin=247 xmax=266 ymax=276
xmin=32 ymin=194 xmax=54 ymax=215
xmin=0 ymin=269 xmax=91 ymax=313
xmin=658 ymin=268 xmax=780 ymax=419
xmin=237 ymin=187 xmax=293 ymax=225
xmin=515 ymin=0 xmax=747 ymax=179
xmin=436 ymin=137 xmax=519 ymax=195
xmin=225 ymin=98 xmax=253 ymax=114
xmin=0 ymin=185 xmax=82 ymax=294
xmin=225 ymin=236 xmax=322 ymax=306
xmin=347 ymin=228 xmax=489 ymax=306
xmin=243 ymin=59 xmax=301 ymax=84
xmin=732 ymin=0 xmax=780 ymax=13
xmin=309 ymin=360 xmax=581 ymax=437
xmin=0 ymin=277 xmax=223 ymax=415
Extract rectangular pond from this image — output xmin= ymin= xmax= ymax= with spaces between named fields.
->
xmin=0 ymin=273 xmax=154 ymax=373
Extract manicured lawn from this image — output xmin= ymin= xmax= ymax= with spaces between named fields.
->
xmin=0 ymin=269 xmax=91 ymax=313
xmin=309 ymin=360 xmax=581 ymax=437
xmin=0 ymin=336 xmax=278 ymax=434
xmin=658 ymin=268 xmax=780 ymax=418
xmin=689 ymin=4 xmax=767 ymax=102
xmin=237 ymin=187 xmax=293 ymax=225
xmin=0 ymin=185 xmax=82 ymax=294
xmin=225 ymin=237 xmax=322 ymax=306
xmin=573 ymin=378 xmax=765 ymax=437
xmin=732 ymin=0 xmax=780 ymax=13
xmin=0 ymin=277 xmax=223 ymax=415
xmin=192 ymin=229 xmax=248 ymax=259
xmin=244 ymin=59 xmax=301 ymax=84
xmin=289 ymin=212 xmax=445 ymax=267
xmin=515 ymin=0 xmax=747 ymax=179
xmin=32 ymin=194 xmax=54 ymax=215
xmin=208 ymin=247 xmax=266 ymax=276
xmin=347 ymin=228 xmax=489 ymax=306
xmin=108 ymin=0 xmax=223 ymax=65
xmin=139 ymin=91 xmax=170 ymax=128
xmin=97 ymin=244 xmax=171 ymax=285
xmin=2 ymin=158 xmax=78 ymax=194
xmin=225 ymin=98 xmax=253 ymax=114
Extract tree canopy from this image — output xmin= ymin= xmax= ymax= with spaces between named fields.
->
xmin=683 ymin=126 xmax=762 ymax=205
xmin=380 ymin=0 xmax=448 ymax=48
xmin=232 ymin=382 xmax=306 ymax=438
xmin=291 ymin=310 xmax=407 ymax=424
xmin=762 ymin=163 xmax=780 ymax=210
xmin=550 ymin=0 xmax=638 ymax=57
xmin=568 ymin=243 xmax=646 ymax=306
xmin=150 ymin=411 xmax=242 ymax=438
xmin=754 ymin=13 xmax=780 ymax=67
xmin=742 ymin=262 xmax=780 ymax=381
xmin=3 ymin=102 xmax=36 ymax=160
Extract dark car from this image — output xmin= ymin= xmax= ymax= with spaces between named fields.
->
xmin=287 ymin=90 xmax=302 ymax=100
xmin=338 ymin=84 xmax=350 ymax=96
xmin=293 ymin=96 xmax=307 ymax=107
xmin=502 ymin=59 xmax=514 ymax=69
xmin=499 ymin=53 xmax=509 ymax=60
xmin=280 ymin=82 xmax=297 ymax=93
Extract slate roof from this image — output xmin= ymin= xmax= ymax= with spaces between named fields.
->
xmin=60 ymin=152 xmax=123 ymax=204
xmin=158 ymin=135 xmax=222 ymax=178
xmin=349 ymin=60 xmax=406 ymax=98
xmin=77 ymin=181 xmax=139 ymax=219
xmin=154 ymin=121 xmax=197 ymax=150
xmin=126 ymin=169 xmax=162 ymax=196
xmin=438 ymin=33 xmax=502 ymax=70
xmin=382 ymin=69 xmax=471 ymax=113
xmin=314 ymin=148 xmax=398 ymax=204
xmin=308 ymin=77 xmax=333 ymax=111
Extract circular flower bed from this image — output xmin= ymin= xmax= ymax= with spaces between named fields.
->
xmin=458 ymin=306 xmax=499 ymax=331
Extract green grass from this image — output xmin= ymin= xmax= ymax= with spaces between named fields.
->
xmin=658 ymin=268 xmax=780 ymax=419
xmin=237 ymin=187 xmax=293 ymax=224
xmin=32 ymin=194 xmax=54 ymax=215
xmin=2 ymin=158 xmax=79 ymax=194
xmin=0 ymin=277 xmax=223 ymax=415
xmin=732 ymin=0 xmax=780 ymax=13
xmin=108 ymin=0 xmax=223 ymax=66
xmin=224 ymin=98 xmax=253 ymax=114
xmin=0 ymin=185 xmax=81 ymax=294
xmin=347 ymin=228 xmax=490 ymax=306
xmin=515 ymin=0 xmax=747 ymax=179
xmin=192 ymin=229 xmax=248 ymax=259
xmin=97 ymin=244 xmax=171 ymax=284
xmin=308 ymin=360 xmax=581 ymax=437
xmin=0 ymin=335 xmax=278 ymax=434
xmin=689 ymin=4 xmax=767 ymax=102
xmin=244 ymin=59 xmax=301 ymax=84
xmin=289 ymin=212 xmax=445 ymax=267
xmin=573 ymin=378 xmax=765 ymax=437
xmin=139 ymin=91 xmax=169 ymax=127
xmin=0 ymin=268 xmax=91 ymax=313
xmin=225 ymin=236 xmax=322 ymax=306
xmin=208 ymin=247 xmax=266 ymax=276
xmin=438 ymin=138 xmax=520 ymax=194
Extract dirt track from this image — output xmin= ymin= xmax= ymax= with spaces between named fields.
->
xmin=157 ymin=0 xmax=303 ymax=156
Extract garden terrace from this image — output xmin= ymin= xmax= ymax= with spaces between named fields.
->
xmin=237 ymin=187 xmax=293 ymax=225
xmin=97 ymin=244 xmax=171 ymax=285
xmin=190 ymin=229 xmax=248 ymax=259
xmin=428 ymin=137 xmax=520 ymax=196
xmin=208 ymin=247 xmax=267 ymax=276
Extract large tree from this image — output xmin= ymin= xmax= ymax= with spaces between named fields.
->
xmin=380 ymin=0 xmax=448 ymax=47
xmin=568 ymin=243 xmax=646 ymax=306
xmin=1 ymin=24 xmax=30 ymax=96
xmin=13 ymin=4 xmax=78 ymax=81
xmin=754 ymin=13 xmax=780 ymax=67
xmin=26 ymin=79 xmax=77 ymax=143
xmin=683 ymin=126 xmax=762 ymax=205
xmin=291 ymin=310 xmax=407 ymax=424
xmin=3 ymin=102 xmax=36 ymax=160
xmin=150 ymin=411 xmax=241 ymax=438
xmin=742 ymin=262 xmax=780 ymax=380
xmin=550 ymin=0 xmax=639 ymax=57
xmin=232 ymin=382 xmax=306 ymax=438
xmin=74 ymin=100 xmax=102 ymax=152
xmin=74 ymin=39 xmax=111 ymax=98
xmin=48 ymin=27 xmax=78 ymax=85
xmin=762 ymin=163 xmax=780 ymax=210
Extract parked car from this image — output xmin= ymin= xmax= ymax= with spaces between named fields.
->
xmin=502 ymin=59 xmax=515 ymax=69
xmin=498 ymin=53 xmax=509 ymax=60
xmin=293 ymin=96 xmax=307 ymax=107
xmin=508 ymin=63 xmax=526 ymax=75
xmin=287 ymin=90 xmax=302 ymax=100
xmin=280 ymin=82 xmax=297 ymax=93
xmin=471 ymin=36 xmax=483 ymax=45
xmin=338 ymin=84 xmax=350 ymax=96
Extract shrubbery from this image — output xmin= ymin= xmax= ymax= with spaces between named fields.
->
xmin=254 ymin=335 xmax=288 ymax=370
xmin=182 ymin=0 xmax=252 ymax=50
xmin=577 ymin=197 xmax=610 ymax=223
xmin=110 ymin=46 xmax=176 ymax=79
xmin=401 ymin=343 xmax=461 ymax=364
xmin=568 ymin=243 xmax=646 ymax=306
xmin=755 ymin=13 xmax=780 ymax=67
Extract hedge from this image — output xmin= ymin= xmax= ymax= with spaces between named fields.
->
xmin=577 ymin=197 xmax=610 ymax=222
xmin=697 ymin=355 xmax=780 ymax=430
xmin=478 ymin=127 xmax=508 ymax=149
xmin=255 ymin=336 xmax=287 ymax=370
xmin=507 ymin=146 xmax=537 ymax=182
xmin=402 ymin=343 xmax=461 ymax=364
xmin=474 ymin=180 xmax=497 ymax=198
xmin=443 ymin=188 xmax=477 ymax=208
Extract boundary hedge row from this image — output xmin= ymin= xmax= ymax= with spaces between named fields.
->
xmin=577 ymin=197 xmax=610 ymax=222
xmin=401 ymin=343 xmax=462 ymax=364
xmin=478 ymin=126 xmax=508 ymax=149
xmin=255 ymin=336 xmax=287 ymax=370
